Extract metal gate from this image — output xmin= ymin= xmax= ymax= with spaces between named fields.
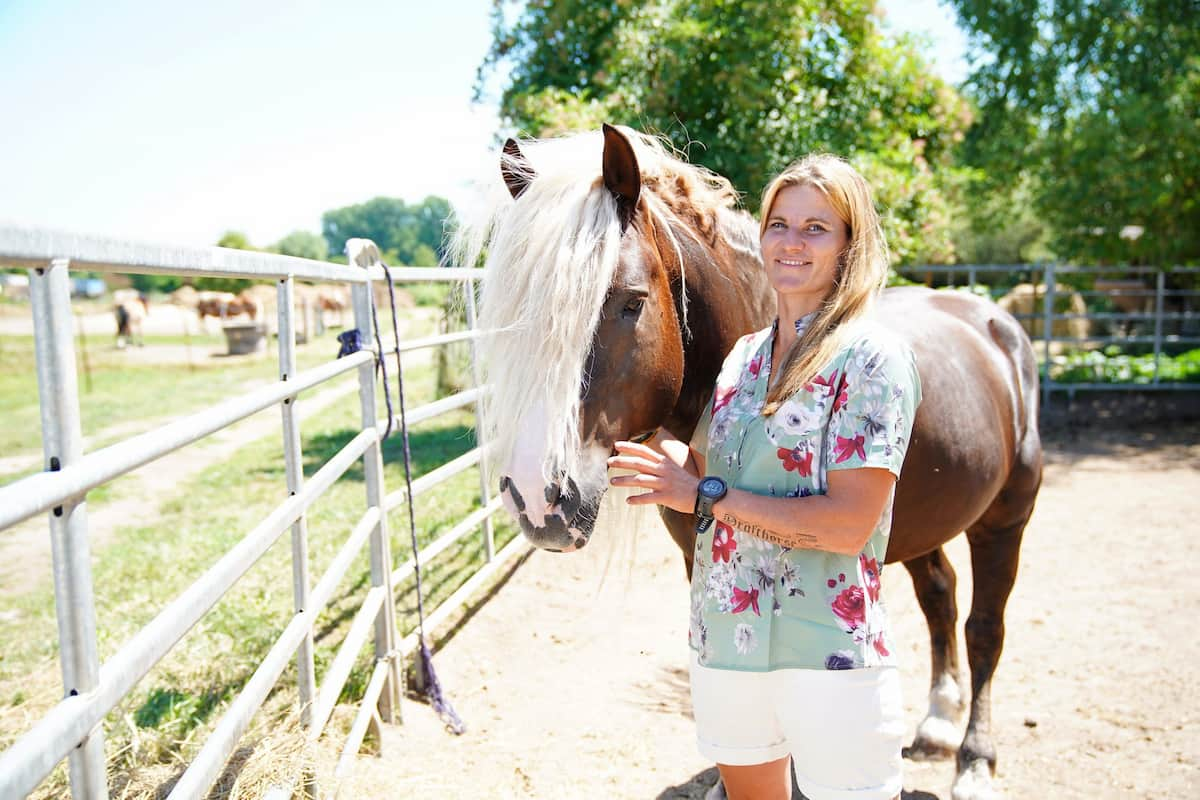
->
xmin=897 ymin=264 xmax=1200 ymax=407
xmin=0 ymin=227 xmax=524 ymax=798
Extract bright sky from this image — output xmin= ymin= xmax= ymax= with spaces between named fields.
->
xmin=0 ymin=0 xmax=966 ymax=250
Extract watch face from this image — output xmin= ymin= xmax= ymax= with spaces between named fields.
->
xmin=700 ymin=477 xmax=724 ymax=497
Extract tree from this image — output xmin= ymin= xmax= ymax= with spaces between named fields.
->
xmin=321 ymin=196 xmax=453 ymax=265
xmin=217 ymin=230 xmax=255 ymax=251
xmin=947 ymin=0 xmax=1200 ymax=265
xmin=200 ymin=230 xmax=257 ymax=293
xmin=273 ymin=230 xmax=329 ymax=261
xmin=478 ymin=0 xmax=971 ymax=264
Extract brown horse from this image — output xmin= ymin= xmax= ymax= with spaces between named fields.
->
xmin=455 ymin=125 xmax=1041 ymax=800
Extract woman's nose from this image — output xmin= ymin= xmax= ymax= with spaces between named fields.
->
xmin=783 ymin=231 xmax=807 ymax=250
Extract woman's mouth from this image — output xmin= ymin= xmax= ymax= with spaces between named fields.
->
xmin=777 ymin=258 xmax=811 ymax=267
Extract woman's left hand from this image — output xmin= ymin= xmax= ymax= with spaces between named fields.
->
xmin=608 ymin=440 xmax=700 ymax=514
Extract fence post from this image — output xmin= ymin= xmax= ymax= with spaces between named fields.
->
xmin=1153 ymin=269 xmax=1165 ymax=385
xmin=1042 ymin=262 xmax=1056 ymax=411
xmin=276 ymin=276 xmax=318 ymax=732
xmin=462 ymin=276 xmax=495 ymax=560
xmin=30 ymin=258 xmax=108 ymax=800
xmin=347 ymin=240 xmax=403 ymax=725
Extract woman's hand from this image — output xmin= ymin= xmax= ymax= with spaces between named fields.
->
xmin=607 ymin=439 xmax=700 ymax=514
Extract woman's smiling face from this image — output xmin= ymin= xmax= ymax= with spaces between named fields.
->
xmin=760 ymin=183 xmax=849 ymax=313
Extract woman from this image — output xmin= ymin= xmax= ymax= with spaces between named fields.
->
xmin=608 ymin=155 xmax=921 ymax=800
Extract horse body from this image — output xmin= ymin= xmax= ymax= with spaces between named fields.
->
xmin=463 ymin=125 xmax=1039 ymax=800
xmin=113 ymin=289 xmax=148 ymax=348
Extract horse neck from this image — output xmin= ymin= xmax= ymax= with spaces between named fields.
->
xmin=657 ymin=210 xmax=773 ymax=438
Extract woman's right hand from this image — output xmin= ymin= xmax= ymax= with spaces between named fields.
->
xmin=607 ymin=438 xmax=701 ymax=515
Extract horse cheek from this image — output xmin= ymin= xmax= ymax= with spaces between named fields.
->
xmin=641 ymin=288 xmax=685 ymax=426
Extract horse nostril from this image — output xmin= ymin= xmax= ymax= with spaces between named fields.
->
xmin=545 ymin=483 xmax=562 ymax=507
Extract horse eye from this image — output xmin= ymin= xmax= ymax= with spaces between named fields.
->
xmin=622 ymin=297 xmax=645 ymax=318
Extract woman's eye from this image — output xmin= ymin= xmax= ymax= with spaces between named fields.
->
xmin=806 ymin=225 xmax=826 ymax=234
xmin=622 ymin=297 xmax=645 ymax=317
xmin=770 ymin=221 xmax=786 ymax=229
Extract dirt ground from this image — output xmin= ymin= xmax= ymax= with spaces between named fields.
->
xmin=347 ymin=424 xmax=1200 ymax=800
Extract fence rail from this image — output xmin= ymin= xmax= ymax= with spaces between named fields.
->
xmin=0 ymin=226 xmax=526 ymax=799
xmin=897 ymin=263 xmax=1200 ymax=406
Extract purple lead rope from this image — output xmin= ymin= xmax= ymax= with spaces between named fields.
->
xmin=380 ymin=265 xmax=466 ymax=735
xmin=338 ymin=264 xmax=466 ymax=735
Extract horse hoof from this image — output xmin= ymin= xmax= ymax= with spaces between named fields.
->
xmin=951 ymin=758 xmax=1002 ymax=800
xmin=903 ymin=742 xmax=953 ymax=761
xmin=904 ymin=717 xmax=960 ymax=760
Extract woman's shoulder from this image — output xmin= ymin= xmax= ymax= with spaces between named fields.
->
xmin=726 ymin=325 xmax=773 ymax=361
xmin=839 ymin=319 xmax=915 ymax=365
xmin=836 ymin=319 xmax=922 ymax=404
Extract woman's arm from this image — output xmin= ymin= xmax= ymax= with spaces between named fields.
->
xmin=608 ymin=440 xmax=894 ymax=556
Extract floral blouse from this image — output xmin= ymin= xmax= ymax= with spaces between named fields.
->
xmin=688 ymin=319 xmax=921 ymax=671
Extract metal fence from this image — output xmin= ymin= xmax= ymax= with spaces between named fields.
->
xmin=897 ymin=264 xmax=1200 ymax=407
xmin=0 ymin=226 xmax=526 ymax=798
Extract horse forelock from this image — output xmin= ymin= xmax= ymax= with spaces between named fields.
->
xmin=451 ymin=128 xmax=741 ymax=483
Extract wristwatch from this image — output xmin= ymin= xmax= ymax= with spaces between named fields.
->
xmin=694 ymin=476 xmax=728 ymax=533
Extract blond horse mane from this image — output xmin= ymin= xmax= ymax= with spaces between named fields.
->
xmin=449 ymin=127 xmax=738 ymax=482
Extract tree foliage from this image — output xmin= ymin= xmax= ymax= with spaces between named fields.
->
xmin=948 ymin=0 xmax=1200 ymax=265
xmin=321 ymin=196 xmax=453 ymax=266
xmin=272 ymin=230 xmax=329 ymax=261
xmin=479 ymin=0 xmax=971 ymax=264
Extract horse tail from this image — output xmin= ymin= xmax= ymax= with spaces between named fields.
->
xmin=987 ymin=311 xmax=1041 ymax=461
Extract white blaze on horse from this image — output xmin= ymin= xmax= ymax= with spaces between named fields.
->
xmin=454 ymin=124 xmax=1042 ymax=800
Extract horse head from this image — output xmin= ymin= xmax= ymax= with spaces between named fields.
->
xmin=460 ymin=125 xmax=717 ymax=552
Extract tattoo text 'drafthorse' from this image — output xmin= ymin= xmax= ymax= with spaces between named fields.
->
xmin=721 ymin=513 xmax=830 ymax=550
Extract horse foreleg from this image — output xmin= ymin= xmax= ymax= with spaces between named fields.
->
xmin=954 ymin=506 xmax=1033 ymax=800
xmin=902 ymin=546 xmax=966 ymax=760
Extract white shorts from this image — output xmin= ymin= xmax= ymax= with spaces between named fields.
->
xmin=689 ymin=653 xmax=904 ymax=800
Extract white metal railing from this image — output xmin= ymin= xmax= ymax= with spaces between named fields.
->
xmin=897 ymin=264 xmax=1200 ymax=408
xmin=0 ymin=226 xmax=527 ymax=799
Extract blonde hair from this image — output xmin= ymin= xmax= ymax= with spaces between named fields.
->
xmin=759 ymin=154 xmax=890 ymax=416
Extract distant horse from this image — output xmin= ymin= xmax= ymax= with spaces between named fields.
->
xmin=453 ymin=125 xmax=1042 ymax=800
xmin=314 ymin=285 xmax=350 ymax=328
xmin=113 ymin=288 xmax=148 ymax=348
xmin=194 ymin=290 xmax=259 ymax=323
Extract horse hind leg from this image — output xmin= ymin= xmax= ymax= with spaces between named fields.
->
xmin=953 ymin=469 xmax=1039 ymax=800
xmin=902 ymin=546 xmax=967 ymax=761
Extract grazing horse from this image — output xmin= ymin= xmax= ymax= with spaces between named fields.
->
xmin=112 ymin=289 xmax=148 ymax=348
xmin=453 ymin=125 xmax=1041 ymax=800
xmin=194 ymin=290 xmax=259 ymax=323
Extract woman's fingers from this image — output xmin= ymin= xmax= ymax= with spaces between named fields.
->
xmin=610 ymin=472 xmax=661 ymax=488
xmin=607 ymin=454 xmax=662 ymax=474
xmin=612 ymin=440 xmax=665 ymax=462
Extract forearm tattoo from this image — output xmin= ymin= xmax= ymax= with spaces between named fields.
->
xmin=720 ymin=513 xmax=834 ymax=552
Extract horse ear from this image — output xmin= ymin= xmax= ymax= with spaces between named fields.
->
xmin=601 ymin=123 xmax=641 ymax=225
xmin=501 ymin=138 xmax=534 ymax=199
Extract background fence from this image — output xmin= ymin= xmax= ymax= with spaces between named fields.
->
xmin=0 ymin=226 xmax=525 ymax=799
xmin=897 ymin=264 xmax=1200 ymax=408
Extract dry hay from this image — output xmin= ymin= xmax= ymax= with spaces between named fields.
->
xmin=995 ymin=282 xmax=1090 ymax=340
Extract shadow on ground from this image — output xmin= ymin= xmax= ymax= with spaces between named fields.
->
xmin=656 ymin=766 xmax=943 ymax=800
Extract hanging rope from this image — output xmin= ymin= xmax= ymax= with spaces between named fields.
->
xmin=336 ymin=256 xmax=466 ymax=735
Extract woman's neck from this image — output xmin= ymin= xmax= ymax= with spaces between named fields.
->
xmin=774 ymin=302 xmax=821 ymax=355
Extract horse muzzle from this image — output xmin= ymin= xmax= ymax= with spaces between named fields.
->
xmin=498 ymin=475 xmax=600 ymax=552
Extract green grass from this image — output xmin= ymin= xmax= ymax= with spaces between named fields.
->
xmin=0 ymin=332 xmax=339 ymax=472
xmin=0 ymin=351 xmax=516 ymax=797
